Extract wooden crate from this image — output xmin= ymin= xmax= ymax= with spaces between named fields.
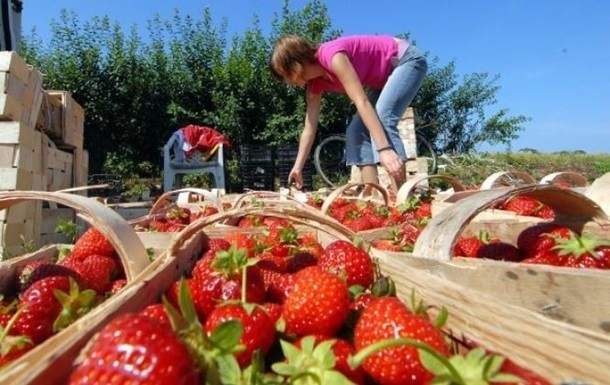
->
xmin=0 ymin=52 xmax=44 ymax=128
xmin=40 ymin=90 xmax=84 ymax=150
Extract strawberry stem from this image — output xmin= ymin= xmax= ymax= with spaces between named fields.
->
xmin=348 ymin=337 xmax=464 ymax=383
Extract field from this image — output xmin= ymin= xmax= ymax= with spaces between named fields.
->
xmin=433 ymin=152 xmax=610 ymax=188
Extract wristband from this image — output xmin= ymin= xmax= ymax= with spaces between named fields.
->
xmin=377 ymin=146 xmax=393 ymax=153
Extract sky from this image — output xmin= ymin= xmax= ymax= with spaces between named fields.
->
xmin=20 ymin=0 xmax=610 ymax=153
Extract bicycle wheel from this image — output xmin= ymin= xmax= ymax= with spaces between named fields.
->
xmin=415 ymin=133 xmax=438 ymax=175
xmin=314 ymin=135 xmax=351 ymax=188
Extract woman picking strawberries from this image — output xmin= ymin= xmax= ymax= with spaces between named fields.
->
xmin=269 ymin=34 xmax=427 ymax=190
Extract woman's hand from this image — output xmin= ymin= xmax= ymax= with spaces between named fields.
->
xmin=288 ymin=167 xmax=304 ymax=189
xmin=379 ymin=150 xmax=406 ymax=187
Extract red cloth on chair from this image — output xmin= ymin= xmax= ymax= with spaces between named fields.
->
xmin=179 ymin=125 xmax=231 ymax=158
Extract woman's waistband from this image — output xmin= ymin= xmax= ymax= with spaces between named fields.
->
xmin=391 ymin=38 xmax=410 ymax=67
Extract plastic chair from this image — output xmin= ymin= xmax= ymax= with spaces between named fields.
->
xmin=163 ymin=131 xmax=226 ymax=193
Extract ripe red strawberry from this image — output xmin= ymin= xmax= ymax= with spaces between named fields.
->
xmin=222 ymin=232 xmax=257 ymax=257
xmin=516 ymin=223 xmax=572 ymax=258
xmin=65 ymin=254 xmax=118 ymax=294
xmin=282 ymin=266 xmax=350 ymax=337
xmin=342 ymin=214 xmax=374 ymax=232
xmin=165 ymin=278 xmax=209 ymax=322
xmin=166 ymin=207 xmax=192 ymax=226
xmin=190 ymin=205 xmax=219 ymax=221
xmin=503 ymin=195 xmax=542 ymax=217
xmin=203 ymin=238 xmax=232 ymax=253
xmin=70 ymin=228 xmax=116 ymax=260
xmin=191 ymin=247 xmax=266 ymax=317
xmin=372 ymin=239 xmax=403 ymax=252
xmin=204 ymin=303 xmax=276 ymax=368
xmin=329 ymin=202 xmax=359 ymax=223
xmin=15 ymin=276 xmax=95 ymax=343
xmin=318 ymin=240 xmax=374 ymax=289
xmin=353 ymin=296 xmax=450 ymax=385
xmin=264 ymin=271 xmax=294 ymax=303
xmin=453 ymin=236 xmax=485 ymax=258
xmin=68 ymin=314 xmax=199 ymax=384
xmin=139 ymin=303 xmax=171 ymax=328
xmin=295 ymin=335 xmax=366 ymax=384
xmin=262 ymin=302 xmax=283 ymax=324
xmin=295 ymin=233 xmax=325 ymax=259
xmin=264 ymin=222 xmax=298 ymax=257
xmin=414 ymin=201 xmax=432 ymax=219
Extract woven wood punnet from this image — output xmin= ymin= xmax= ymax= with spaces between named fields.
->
xmin=0 ymin=190 xmax=152 ymax=385
xmin=409 ymin=184 xmax=610 ymax=335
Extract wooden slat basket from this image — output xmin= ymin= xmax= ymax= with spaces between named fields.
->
xmin=367 ymin=184 xmax=610 ymax=338
xmin=0 ymin=190 xmax=152 ymax=384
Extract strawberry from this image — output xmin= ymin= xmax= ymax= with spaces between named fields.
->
xmin=516 ymin=223 xmax=572 ymax=258
xmin=15 ymin=276 xmax=96 ymax=343
xmin=203 ymin=238 xmax=232 ymax=253
xmin=68 ymin=314 xmax=199 ymax=384
xmin=64 ymin=254 xmax=118 ymax=294
xmin=204 ymin=303 xmax=275 ymax=368
xmin=503 ymin=195 xmax=542 ymax=217
xmin=342 ymin=214 xmax=374 ymax=232
xmin=0 ymin=310 xmax=34 ymax=369
xmin=453 ymin=236 xmax=485 ymax=258
xmin=192 ymin=247 xmax=266 ymax=316
xmin=294 ymin=335 xmax=366 ymax=384
xmin=353 ymin=296 xmax=450 ymax=385
xmin=295 ymin=233 xmax=325 ymax=259
xmin=166 ymin=207 xmax=192 ymax=226
xmin=318 ymin=240 xmax=374 ymax=289
xmin=139 ymin=303 xmax=171 ymax=327
xmin=282 ymin=266 xmax=350 ymax=337
xmin=70 ymin=228 xmax=116 ymax=261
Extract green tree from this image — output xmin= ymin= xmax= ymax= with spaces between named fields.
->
xmin=21 ymin=0 xmax=529 ymax=186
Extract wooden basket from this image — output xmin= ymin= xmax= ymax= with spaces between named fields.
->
xmin=479 ymin=171 xmax=536 ymax=190
xmin=319 ymin=182 xmax=390 ymax=214
xmin=129 ymin=187 xmax=223 ymax=249
xmin=3 ymin=205 xmax=358 ymax=385
xmin=395 ymin=174 xmax=465 ymax=206
xmin=11 ymin=203 xmax=605 ymax=384
xmin=585 ymin=171 xmax=610 ymax=216
xmin=0 ymin=190 xmax=151 ymax=384
xmin=406 ymin=184 xmax=610 ymax=336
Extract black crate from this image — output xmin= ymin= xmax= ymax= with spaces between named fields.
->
xmin=241 ymin=144 xmax=275 ymax=163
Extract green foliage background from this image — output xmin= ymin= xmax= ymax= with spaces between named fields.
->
xmin=21 ymin=0 xmax=529 ymax=192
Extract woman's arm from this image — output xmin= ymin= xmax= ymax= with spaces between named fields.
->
xmin=294 ymin=90 xmax=322 ymax=171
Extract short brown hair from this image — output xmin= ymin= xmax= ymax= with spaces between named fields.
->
xmin=269 ymin=35 xmax=318 ymax=81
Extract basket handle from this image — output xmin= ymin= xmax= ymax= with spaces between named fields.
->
xmin=320 ymin=182 xmax=389 ymax=215
xmin=0 ymin=191 xmax=150 ymax=282
xmin=231 ymin=190 xmax=309 ymax=209
xmin=479 ymin=171 xmax=536 ymax=190
xmin=395 ymin=175 xmax=465 ymax=205
xmin=412 ymin=184 xmax=608 ymax=261
xmin=540 ymin=172 xmax=588 ymax=187
xmin=149 ymin=188 xmax=222 ymax=215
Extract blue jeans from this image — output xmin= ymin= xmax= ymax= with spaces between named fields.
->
xmin=345 ymin=45 xmax=428 ymax=165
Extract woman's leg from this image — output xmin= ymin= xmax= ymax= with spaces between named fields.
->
xmin=373 ymin=45 xmax=428 ymax=161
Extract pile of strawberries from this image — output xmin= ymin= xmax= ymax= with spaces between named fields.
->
xmin=64 ymin=219 xmax=549 ymax=384
xmin=454 ymin=223 xmax=610 ymax=269
xmin=0 ymin=228 xmax=126 ymax=368
xmin=139 ymin=205 xmax=221 ymax=232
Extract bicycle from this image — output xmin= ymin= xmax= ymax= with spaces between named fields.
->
xmin=313 ymin=128 xmax=438 ymax=188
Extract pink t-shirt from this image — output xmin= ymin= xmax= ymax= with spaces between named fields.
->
xmin=307 ymin=35 xmax=406 ymax=94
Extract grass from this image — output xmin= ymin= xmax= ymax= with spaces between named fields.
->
xmin=435 ymin=152 xmax=610 ymax=188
